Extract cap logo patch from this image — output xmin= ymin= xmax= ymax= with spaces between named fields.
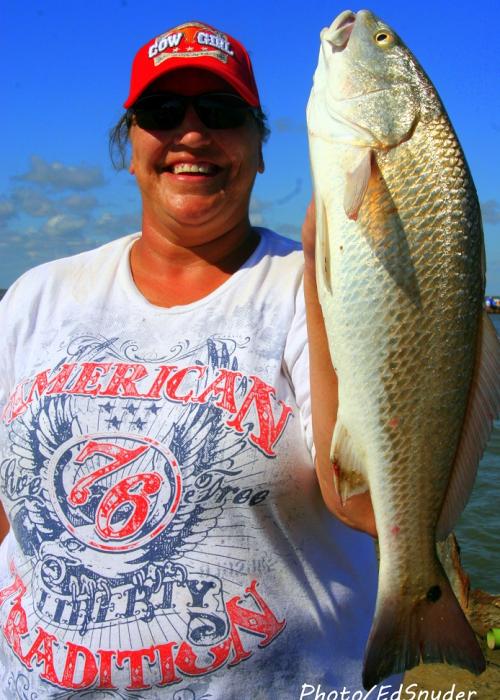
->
xmin=148 ymin=29 xmax=235 ymax=65
xmin=148 ymin=32 xmax=183 ymax=58
xmin=154 ymin=49 xmax=229 ymax=67
xmin=196 ymin=31 xmax=234 ymax=56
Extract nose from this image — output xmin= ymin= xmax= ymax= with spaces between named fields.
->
xmin=173 ymin=105 xmax=212 ymax=146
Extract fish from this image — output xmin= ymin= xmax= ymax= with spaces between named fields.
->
xmin=306 ymin=8 xmax=500 ymax=689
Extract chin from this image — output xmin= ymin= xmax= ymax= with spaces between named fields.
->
xmin=171 ymin=206 xmax=221 ymax=228
xmin=168 ymin=192 xmax=224 ymax=218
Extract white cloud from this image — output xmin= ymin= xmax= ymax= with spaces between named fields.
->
xmin=16 ymin=155 xmax=105 ymax=191
xmin=12 ymin=188 xmax=55 ymax=217
xmin=60 ymin=194 xmax=99 ymax=212
xmin=93 ymin=211 xmax=141 ymax=236
xmin=249 ymin=197 xmax=267 ymax=227
xmin=43 ymin=214 xmax=88 ymax=237
xmin=250 ymin=212 xmax=264 ymax=226
xmin=482 ymin=200 xmax=500 ymax=225
xmin=273 ymin=117 xmax=306 ymax=133
xmin=0 ymin=157 xmax=134 ymax=286
xmin=0 ymin=232 xmax=23 ymax=246
xmin=0 ymin=199 xmax=15 ymax=221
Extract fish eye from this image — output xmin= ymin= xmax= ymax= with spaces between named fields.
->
xmin=374 ymin=31 xmax=394 ymax=46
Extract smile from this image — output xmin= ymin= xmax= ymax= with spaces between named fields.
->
xmin=168 ymin=162 xmax=221 ymax=175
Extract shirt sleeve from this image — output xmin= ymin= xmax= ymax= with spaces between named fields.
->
xmin=0 ymin=273 xmax=32 ymax=416
xmin=0 ymin=291 xmax=15 ymax=414
xmin=283 ymin=276 xmax=314 ymax=458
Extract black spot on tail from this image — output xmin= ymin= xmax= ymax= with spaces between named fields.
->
xmin=362 ymin=575 xmax=485 ymax=689
xmin=426 ymin=585 xmax=442 ymax=602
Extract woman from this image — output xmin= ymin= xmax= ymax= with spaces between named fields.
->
xmin=0 ymin=21 xmax=379 ymax=699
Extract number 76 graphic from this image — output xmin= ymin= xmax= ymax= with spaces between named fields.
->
xmin=48 ymin=434 xmax=183 ymax=553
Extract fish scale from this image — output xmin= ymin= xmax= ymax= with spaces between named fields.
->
xmin=307 ymin=8 xmax=499 ymax=688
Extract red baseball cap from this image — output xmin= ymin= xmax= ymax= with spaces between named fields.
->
xmin=124 ymin=21 xmax=261 ymax=109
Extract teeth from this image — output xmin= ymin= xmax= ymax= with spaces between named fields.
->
xmin=171 ymin=163 xmax=216 ymax=174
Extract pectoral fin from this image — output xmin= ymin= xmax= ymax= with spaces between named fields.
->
xmin=344 ymin=148 xmax=373 ymax=221
xmin=331 ymin=420 xmax=369 ymax=504
xmin=436 ymin=311 xmax=500 ymax=539
xmin=314 ymin=193 xmax=332 ymax=295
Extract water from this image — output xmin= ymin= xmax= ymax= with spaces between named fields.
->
xmin=454 ymin=314 xmax=500 ymax=594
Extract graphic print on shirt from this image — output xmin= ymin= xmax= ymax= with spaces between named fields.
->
xmin=0 ymin=334 xmax=291 ymax=692
xmin=3 ymin=670 xmax=146 ymax=700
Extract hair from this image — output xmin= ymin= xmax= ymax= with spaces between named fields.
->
xmin=109 ymin=108 xmax=271 ymax=171
xmin=109 ymin=113 xmax=133 ymax=170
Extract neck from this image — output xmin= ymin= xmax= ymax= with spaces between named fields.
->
xmin=130 ymin=218 xmax=260 ymax=307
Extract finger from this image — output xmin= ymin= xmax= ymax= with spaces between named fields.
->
xmin=305 ymin=198 xmax=316 ymax=225
xmin=302 ymin=197 xmax=317 ymax=261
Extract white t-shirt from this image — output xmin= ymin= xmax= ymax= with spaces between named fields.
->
xmin=0 ymin=229 xmax=382 ymax=699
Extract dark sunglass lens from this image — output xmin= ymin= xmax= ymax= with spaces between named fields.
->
xmin=196 ymin=95 xmax=249 ymax=129
xmin=133 ymin=96 xmax=186 ymax=130
xmin=132 ymin=93 xmax=252 ymax=131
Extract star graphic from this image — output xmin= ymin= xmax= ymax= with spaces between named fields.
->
xmin=100 ymin=401 xmax=114 ymax=414
xmin=125 ymin=403 xmax=139 ymax=416
xmin=132 ymin=418 xmax=147 ymax=430
xmin=187 ymin=46 xmax=194 ymax=51
xmin=146 ymin=403 xmax=161 ymax=415
xmin=106 ymin=416 xmax=122 ymax=429
xmin=173 ymin=47 xmax=180 ymax=52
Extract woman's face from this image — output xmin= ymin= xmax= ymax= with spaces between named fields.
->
xmin=129 ymin=69 xmax=264 ymax=245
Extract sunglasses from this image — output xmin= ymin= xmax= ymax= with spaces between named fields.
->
xmin=129 ymin=92 xmax=260 ymax=131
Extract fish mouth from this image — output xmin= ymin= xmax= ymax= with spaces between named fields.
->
xmin=322 ymin=10 xmax=356 ymax=51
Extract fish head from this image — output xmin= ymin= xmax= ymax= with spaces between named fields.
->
xmin=309 ymin=9 xmax=432 ymax=149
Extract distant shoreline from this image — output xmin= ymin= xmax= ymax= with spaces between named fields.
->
xmin=1 ymin=287 xmax=500 ymax=311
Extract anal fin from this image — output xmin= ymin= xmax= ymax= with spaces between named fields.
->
xmin=331 ymin=420 xmax=369 ymax=504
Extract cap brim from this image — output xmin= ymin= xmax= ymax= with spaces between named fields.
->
xmin=124 ymin=59 xmax=260 ymax=109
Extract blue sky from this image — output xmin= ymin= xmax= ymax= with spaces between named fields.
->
xmin=1 ymin=0 xmax=499 ymax=290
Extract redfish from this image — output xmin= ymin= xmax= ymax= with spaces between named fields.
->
xmin=307 ymin=8 xmax=500 ymax=688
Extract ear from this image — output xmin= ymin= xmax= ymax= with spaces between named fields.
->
xmin=258 ymin=147 xmax=265 ymax=174
xmin=128 ymin=127 xmax=136 ymax=174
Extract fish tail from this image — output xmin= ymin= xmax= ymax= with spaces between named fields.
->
xmin=362 ymin=570 xmax=486 ymax=690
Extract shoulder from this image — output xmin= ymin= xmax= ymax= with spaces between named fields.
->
xmin=0 ymin=234 xmax=138 ymax=315
xmin=10 ymin=233 xmax=137 ymax=289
